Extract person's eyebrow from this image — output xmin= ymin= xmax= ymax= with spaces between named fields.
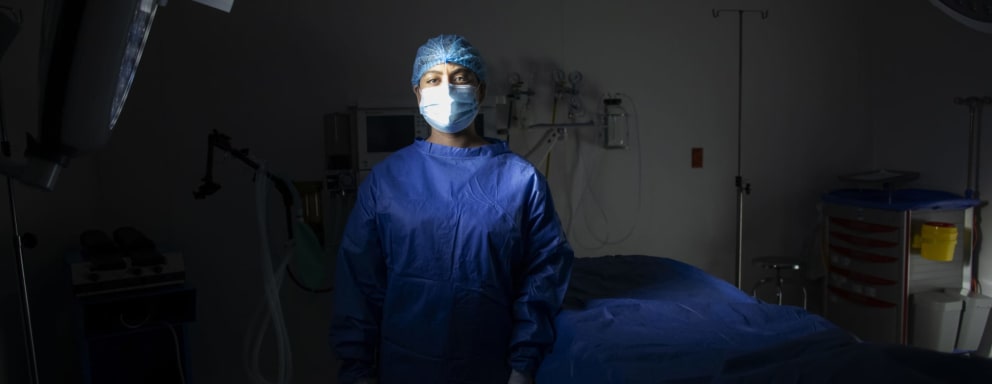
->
xmin=421 ymin=67 xmax=473 ymax=81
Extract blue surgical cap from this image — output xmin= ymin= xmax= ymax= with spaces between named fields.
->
xmin=411 ymin=34 xmax=487 ymax=88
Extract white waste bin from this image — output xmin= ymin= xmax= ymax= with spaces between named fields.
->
xmin=957 ymin=294 xmax=992 ymax=351
xmin=911 ymin=291 xmax=963 ymax=352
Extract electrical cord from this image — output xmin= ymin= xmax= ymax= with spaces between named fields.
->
xmin=546 ymin=102 xmax=558 ymax=176
xmin=567 ymin=93 xmax=643 ymax=250
xmin=535 ymin=131 xmax=560 ymax=172
xmin=973 ymin=201 xmax=985 ymax=294
xmin=165 ymin=323 xmax=187 ymax=384
xmin=118 ymin=315 xmax=188 ymax=384
xmin=119 ymin=310 xmax=151 ymax=329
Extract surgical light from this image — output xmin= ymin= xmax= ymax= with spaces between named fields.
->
xmin=0 ymin=0 xmax=167 ymax=191
xmin=930 ymin=0 xmax=992 ymax=33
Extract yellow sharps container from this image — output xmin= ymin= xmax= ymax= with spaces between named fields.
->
xmin=916 ymin=222 xmax=958 ymax=262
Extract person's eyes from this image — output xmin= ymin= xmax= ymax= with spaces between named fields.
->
xmin=452 ymin=74 xmax=474 ymax=85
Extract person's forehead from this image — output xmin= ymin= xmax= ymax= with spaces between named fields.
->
xmin=421 ymin=62 xmax=475 ymax=76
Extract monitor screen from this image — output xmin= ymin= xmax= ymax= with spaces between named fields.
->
xmin=366 ymin=115 xmax=416 ymax=153
xmin=365 ymin=112 xmax=491 ymax=151
xmin=354 ymin=107 xmax=498 ymax=173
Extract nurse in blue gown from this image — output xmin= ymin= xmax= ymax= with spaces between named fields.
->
xmin=330 ymin=34 xmax=574 ymax=384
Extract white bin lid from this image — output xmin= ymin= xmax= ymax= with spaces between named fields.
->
xmin=913 ymin=291 xmax=963 ymax=311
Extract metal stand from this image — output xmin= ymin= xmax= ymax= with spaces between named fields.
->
xmin=957 ymin=96 xmax=991 ymax=200
xmin=0 ymin=73 xmax=40 ymax=383
xmin=955 ymin=96 xmax=991 ymax=292
xmin=7 ymin=181 xmax=38 ymax=384
xmin=713 ymin=9 xmax=768 ymax=288
xmin=751 ymin=256 xmax=807 ymax=309
xmin=0 ymin=7 xmax=38 ymax=383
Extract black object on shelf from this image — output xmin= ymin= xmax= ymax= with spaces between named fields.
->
xmin=114 ymin=226 xmax=167 ymax=267
xmin=839 ymin=169 xmax=920 ymax=189
xmin=80 ymin=230 xmax=128 ymax=271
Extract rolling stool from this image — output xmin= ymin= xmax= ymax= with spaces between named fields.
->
xmin=751 ymin=256 xmax=807 ymax=309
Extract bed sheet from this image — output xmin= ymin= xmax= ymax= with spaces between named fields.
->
xmin=536 ymin=255 xmax=992 ymax=383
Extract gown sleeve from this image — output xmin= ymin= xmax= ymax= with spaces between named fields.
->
xmin=508 ymin=173 xmax=574 ymax=376
xmin=330 ymin=178 xmax=387 ymax=383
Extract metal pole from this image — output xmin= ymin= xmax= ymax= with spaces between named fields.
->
xmin=0 ymin=75 xmax=40 ymax=383
xmin=955 ymin=96 xmax=991 ymax=291
xmin=966 ymin=101 xmax=976 ymax=197
xmin=8 ymin=179 xmax=38 ymax=384
xmin=736 ymin=190 xmax=744 ymax=288
xmin=714 ymin=8 xmax=767 ymax=288
xmin=736 ymin=10 xmax=743 ymax=181
xmin=971 ymin=97 xmax=991 ymax=200
xmin=735 ymin=10 xmax=744 ymax=291
xmin=955 ymin=96 xmax=992 ymax=199
xmin=974 ymin=100 xmax=988 ymax=289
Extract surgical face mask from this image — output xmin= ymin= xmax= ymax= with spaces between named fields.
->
xmin=418 ymin=84 xmax=479 ymax=134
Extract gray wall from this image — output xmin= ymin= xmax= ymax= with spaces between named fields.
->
xmin=865 ymin=0 xmax=992 ymax=287
xmin=0 ymin=0 xmax=988 ymax=383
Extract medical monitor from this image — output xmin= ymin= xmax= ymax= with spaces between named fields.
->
xmin=354 ymin=106 xmax=498 ymax=172
xmin=354 ymin=108 xmax=429 ymax=171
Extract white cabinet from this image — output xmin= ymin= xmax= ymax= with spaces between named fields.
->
xmin=822 ymin=189 xmax=977 ymax=345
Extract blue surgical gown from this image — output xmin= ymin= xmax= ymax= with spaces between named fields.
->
xmin=330 ymin=138 xmax=574 ymax=384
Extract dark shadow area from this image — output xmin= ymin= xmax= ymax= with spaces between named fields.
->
xmin=563 ymin=255 xmax=755 ymax=310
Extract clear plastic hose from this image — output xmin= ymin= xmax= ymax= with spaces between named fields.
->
xmin=243 ymin=161 xmax=293 ymax=384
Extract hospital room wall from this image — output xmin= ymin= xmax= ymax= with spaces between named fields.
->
xmin=864 ymin=1 xmax=992 ymax=292
xmin=520 ymin=0 xmax=875 ymax=289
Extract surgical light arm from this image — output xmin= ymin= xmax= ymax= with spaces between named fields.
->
xmin=193 ymin=130 xmax=298 ymax=240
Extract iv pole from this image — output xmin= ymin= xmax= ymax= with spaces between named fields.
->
xmin=2 ymin=81 xmax=40 ymax=384
xmin=955 ymin=96 xmax=991 ymax=293
xmin=713 ymin=9 xmax=768 ymax=289
xmin=0 ymin=6 xmax=40 ymax=384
